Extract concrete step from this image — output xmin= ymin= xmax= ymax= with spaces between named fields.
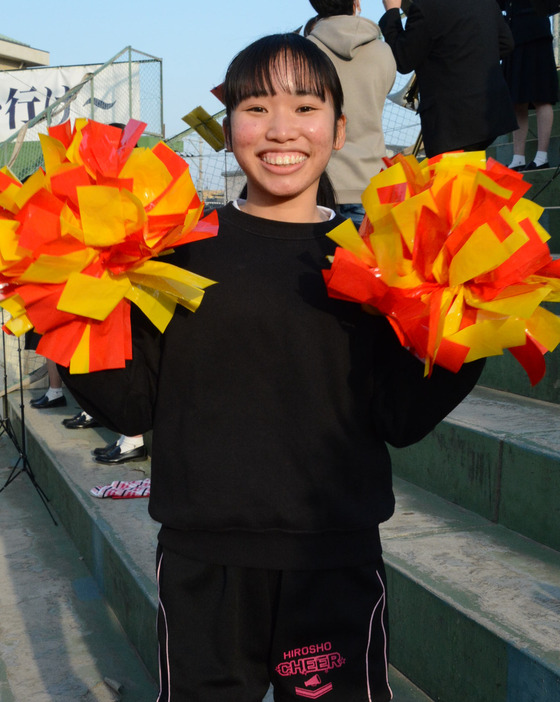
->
xmin=382 ymin=476 xmax=560 ymax=702
xmin=9 ymin=391 xmax=160 ymax=682
xmin=489 ymin=93 xmax=560 ymax=165
xmin=479 ymin=347 xmax=560 ymax=406
xmin=539 ymin=205 xmax=560 ymax=253
xmin=389 ymin=385 xmax=560 ymax=552
xmin=8 ymin=388 xmax=434 ymax=700
xmin=485 ymin=142 xmax=560 ymax=253
xmin=0 ymin=435 xmax=158 ymax=701
xmin=508 ymin=167 xmax=560 ymax=209
xmin=488 ymin=134 xmax=560 ymax=169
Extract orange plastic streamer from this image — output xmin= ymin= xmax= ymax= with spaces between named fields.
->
xmin=323 ymin=152 xmax=560 ymax=385
xmin=0 ymin=119 xmax=218 ymax=373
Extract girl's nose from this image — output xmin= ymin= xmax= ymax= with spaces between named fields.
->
xmin=266 ymin=110 xmax=298 ymax=142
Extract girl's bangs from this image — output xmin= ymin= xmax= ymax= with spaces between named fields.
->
xmin=225 ymin=35 xmax=333 ymax=111
xmin=249 ymin=48 xmax=327 ymax=101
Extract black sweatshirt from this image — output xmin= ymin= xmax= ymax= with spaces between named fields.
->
xmin=60 ymin=203 xmax=483 ymax=569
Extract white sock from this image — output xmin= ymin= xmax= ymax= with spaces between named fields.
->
xmin=533 ymin=151 xmax=548 ymax=167
xmin=508 ymin=154 xmax=525 ymax=168
xmin=45 ymin=387 xmax=63 ymax=400
xmin=117 ymin=435 xmax=144 ymax=452
xmin=82 ymin=412 xmax=93 ymax=421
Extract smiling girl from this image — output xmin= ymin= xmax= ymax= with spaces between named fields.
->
xmin=61 ymin=33 xmax=483 ymax=701
xmin=222 ymin=34 xmax=345 ymax=222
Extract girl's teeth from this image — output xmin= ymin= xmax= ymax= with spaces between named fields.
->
xmin=262 ymin=154 xmax=307 ymax=165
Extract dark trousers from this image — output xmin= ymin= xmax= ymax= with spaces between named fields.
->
xmin=156 ymin=545 xmax=392 ymax=702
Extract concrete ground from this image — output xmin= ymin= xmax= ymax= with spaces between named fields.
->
xmin=0 ymin=432 xmax=158 ymax=702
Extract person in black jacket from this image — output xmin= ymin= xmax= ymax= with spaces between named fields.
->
xmin=499 ymin=0 xmax=558 ymax=171
xmin=379 ymin=0 xmax=518 ymax=157
xmin=61 ymin=33 xmax=483 ymax=702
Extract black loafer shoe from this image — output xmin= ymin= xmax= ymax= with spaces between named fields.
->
xmin=93 ymin=440 xmax=119 ymax=456
xmin=30 ymin=394 xmax=67 ymax=409
xmin=62 ymin=411 xmax=84 ymax=427
xmin=62 ymin=412 xmax=100 ymax=429
xmin=524 ymin=161 xmax=549 ymax=171
xmin=94 ymin=445 xmax=148 ymax=464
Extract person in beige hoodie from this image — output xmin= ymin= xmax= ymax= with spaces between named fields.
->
xmin=307 ymin=0 xmax=396 ymax=227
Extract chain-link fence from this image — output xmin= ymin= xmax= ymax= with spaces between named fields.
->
xmin=383 ymin=72 xmax=421 ymax=154
xmin=167 ymin=71 xmax=421 ymax=210
xmin=0 ymin=46 xmax=163 ymax=182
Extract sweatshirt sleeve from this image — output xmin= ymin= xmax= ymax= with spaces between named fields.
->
xmin=370 ymin=318 xmax=484 ymax=448
xmin=379 ymin=5 xmax=434 ymax=75
xmin=58 ymin=304 xmax=162 ymax=436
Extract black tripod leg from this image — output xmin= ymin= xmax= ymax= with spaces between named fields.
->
xmin=0 ymin=328 xmax=58 ymax=526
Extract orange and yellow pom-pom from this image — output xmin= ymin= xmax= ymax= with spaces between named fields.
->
xmin=324 ymin=151 xmax=560 ymax=385
xmin=0 ymin=119 xmax=218 ymax=373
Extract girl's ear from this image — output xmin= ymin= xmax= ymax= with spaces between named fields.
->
xmin=333 ymin=114 xmax=346 ymax=152
xmin=223 ymin=117 xmax=232 ymax=152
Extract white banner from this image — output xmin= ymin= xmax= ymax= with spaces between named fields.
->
xmin=0 ymin=62 xmax=141 ymax=141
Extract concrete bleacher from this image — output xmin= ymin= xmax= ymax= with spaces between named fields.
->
xmin=383 ymin=128 xmax=560 ymax=700
xmin=5 ymin=120 xmax=560 ymax=700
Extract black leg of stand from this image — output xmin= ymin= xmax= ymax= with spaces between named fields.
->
xmin=0 ymin=329 xmax=57 ymax=526
xmin=0 ymin=314 xmax=21 ymax=451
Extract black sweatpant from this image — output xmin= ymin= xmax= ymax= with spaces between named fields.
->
xmin=156 ymin=544 xmax=392 ymax=702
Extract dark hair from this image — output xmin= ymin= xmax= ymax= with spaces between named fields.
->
xmin=303 ymin=16 xmax=320 ymax=36
xmin=223 ymin=33 xmax=343 ymax=209
xmin=223 ymin=33 xmax=343 ymax=123
xmin=309 ymin=0 xmax=354 ymax=17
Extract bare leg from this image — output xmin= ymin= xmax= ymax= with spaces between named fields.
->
xmin=47 ymin=358 xmax=62 ymax=390
xmin=511 ymin=103 xmax=529 ymax=162
xmin=31 ymin=357 xmax=65 ymax=406
xmin=534 ymin=102 xmax=553 ymax=154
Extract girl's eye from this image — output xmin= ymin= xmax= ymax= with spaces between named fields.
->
xmin=297 ymin=105 xmax=319 ymax=113
xmin=246 ymin=106 xmax=266 ymax=113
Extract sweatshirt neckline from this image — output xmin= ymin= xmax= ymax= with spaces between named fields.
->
xmin=220 ymin=201 xmax=343 ymax=241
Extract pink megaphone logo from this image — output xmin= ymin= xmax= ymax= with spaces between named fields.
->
xmin=305 ymin=675 xmax=322 ymax=687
